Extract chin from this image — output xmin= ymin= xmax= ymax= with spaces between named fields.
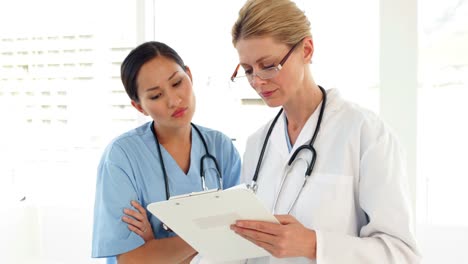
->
xmin=262 ymin=98 xmax=283 ymax=108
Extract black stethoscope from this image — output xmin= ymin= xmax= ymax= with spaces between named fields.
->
xmin=150 ymin=121 xmax=223 ymax=231
xmin=247 ymin=86 xmax=327 ymax=213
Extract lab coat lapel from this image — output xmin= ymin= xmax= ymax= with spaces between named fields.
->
xmin=255 ymin=89 xmax=344 ymax=214
xmin=273 ymin=89 xmax=343 ymax=214
xmin=271 ymin=109 xmax=318 ymax=214
xmin=254 ymin=111 xmax=291 ymax=212
xmin=268 ymin=111 xmax=290 ymax=161
xmin=290 ymin=88 xmax=342 ymax=154
xmin=291 ymin=106 xmax=320 ymax=154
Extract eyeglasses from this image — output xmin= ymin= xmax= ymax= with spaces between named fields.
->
xmin=230 ymin=39 xmax=303 ymax=83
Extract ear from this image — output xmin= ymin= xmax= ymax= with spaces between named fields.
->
xmin=302 ymin=37 xmax=314 ymax=63
xmin=185 ymin=65 xmax=193 ymax=82
xmin=131 ymin=100 xmax=148 ymax=116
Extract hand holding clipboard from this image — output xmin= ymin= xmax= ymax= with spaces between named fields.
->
xmin=147 ymin=185 xmax=278 ymax=262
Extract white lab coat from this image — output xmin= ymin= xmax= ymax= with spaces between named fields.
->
xmin=238 ymin=89 xmax=420 ymax=264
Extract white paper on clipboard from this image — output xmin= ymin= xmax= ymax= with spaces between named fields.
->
xmin=147 ymin=187 xmax=278 ymax=262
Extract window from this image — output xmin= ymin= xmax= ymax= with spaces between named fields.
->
xmin=416 ymin=0 xmax=468 ymax=262
xmin=0 ymin=0 xmax=139 ymax=263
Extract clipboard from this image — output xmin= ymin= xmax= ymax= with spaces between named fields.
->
xmin=147 ymin=187 xmax=278 ymax=262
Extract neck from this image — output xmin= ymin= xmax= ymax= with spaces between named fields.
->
xmin=283 ymin=83 xmax=323 ymax=131
xmin=153 ymin=122 xmax=193 ymax=174
xmin=153 ymin=123 xmax=192 ymax=146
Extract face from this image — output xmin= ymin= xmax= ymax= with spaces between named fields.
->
xmin=235 ymin=37 xmax=312 ymax=107
xmin=131 ymin=56 xmax=196 ymax=130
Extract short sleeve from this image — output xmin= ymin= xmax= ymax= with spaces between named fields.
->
xmin=220 ymin=135 xmax=241 ymax=189
xmin=91 ymin=143 xmax=145 ymax=258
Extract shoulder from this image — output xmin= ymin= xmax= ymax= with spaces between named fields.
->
xmin=328 ymin=89 xmax=399 ymax=146
xmin=327 ymin=89 xmax=377 ymax=122
xmin=101 ymin=122 xmax=153 ymax=160
xmin=192 ymin=124 xmax=241 ymax=174
xmin=192 ymin=123 xmax=234 ymax=146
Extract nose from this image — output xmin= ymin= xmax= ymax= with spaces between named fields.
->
xmin=249 ymin=74 xmax=267 ymax=89
xmin=167 ymin=91 xmax=182 ymax=108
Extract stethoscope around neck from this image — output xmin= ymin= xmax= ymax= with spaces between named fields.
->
xmin=247 ymin=86 xmax=327 ymax=214
xmin=150 ymin=121 xmax=223 ymax=200
xmin=150 ymin=121 xmax=223 ymax=232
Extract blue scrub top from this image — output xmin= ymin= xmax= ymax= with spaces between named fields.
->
xmin=91 ymin=122 xmax=241 ymax=263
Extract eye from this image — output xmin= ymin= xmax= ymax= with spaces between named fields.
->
xmin=172 ymin=78 xmax=183 ymax=87
xmin=243 ymin=68 xmax=253 ymax=75
xmin=262 ymin=63 xmax=275 ymax=70
xmin=150 ymin=93 xmax=162 ymax=100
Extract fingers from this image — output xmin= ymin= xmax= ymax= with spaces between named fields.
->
xmin=231 ymin=224 xmax=278 ymax=245
xmin=123 ymin=207 xmax=144 ymax=222
xmin=234 ymin=220 xmax=283 ymax=235
xmin=123 ymin=201 xmax=146 ymax=221
xmin=122 ymin=201 xmax=147 ymax=231
xmin=232 ymin=215 xmax=298 ymax=236
xmin=126 ymin=220 xmax=145 ymax=237
xmin=131 ymin=200 xmax=148 ymax=217
xmin=232 ymin=225 xmax=292 ymax=259
xmin=231 ymin=215 xmax=317 ymax=259
xmin=236 ymin=231 xmax=277 ymax=253
xmin=122 ymin=200 xmax=156 ymax=242
xmin=122 ymin=214 xmax=144 ymax=230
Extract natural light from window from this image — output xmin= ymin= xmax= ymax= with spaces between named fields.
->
xmin=1 ymin=0 xmax=467 ymax=263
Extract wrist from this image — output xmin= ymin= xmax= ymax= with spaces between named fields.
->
xmin=307 ymin=229 xmax=317 ymax=259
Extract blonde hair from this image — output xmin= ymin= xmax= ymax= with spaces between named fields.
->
xmin=232 ymin=0 xmax=312 ymax=47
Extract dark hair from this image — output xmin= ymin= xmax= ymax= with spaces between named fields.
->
xmin=120 ymin=41 xmax=186 ymax=102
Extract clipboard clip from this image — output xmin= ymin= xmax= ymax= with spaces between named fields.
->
xmin=161 ymin=222 xmax=173 ymax=232
xmin=162 ymin=189 xmax=221 ymax=233
xmin=169 ymin=188 xmax=219 ymax=200
xmin=247 ymin=181 xmax=258 ymax=194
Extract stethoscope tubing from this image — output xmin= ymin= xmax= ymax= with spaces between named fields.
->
xmin=150 ymin=121 xmax=222 ymax=200
xmin=250 ymin=86 xmax=327 ymax=213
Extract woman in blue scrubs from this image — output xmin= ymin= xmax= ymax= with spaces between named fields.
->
xmin=91 ymin=41 xmax=241 ymax=263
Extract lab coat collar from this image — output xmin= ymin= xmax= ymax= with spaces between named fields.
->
xmin=268 ymin=88 xmax=344 ymax=159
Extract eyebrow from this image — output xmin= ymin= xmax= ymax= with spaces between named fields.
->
xmin=144 ymin=70 xmax=180 ymax=92
xmin=240 ymin=55 xmax=273 ymax=67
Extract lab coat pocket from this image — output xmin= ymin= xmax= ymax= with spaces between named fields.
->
xmin=294 ymin=173 xmax=355 ymax=232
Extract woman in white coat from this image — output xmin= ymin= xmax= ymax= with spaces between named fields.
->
xmin=229 ymin=0 xmax=421 ymax=263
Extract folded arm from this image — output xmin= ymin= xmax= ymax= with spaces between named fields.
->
xmin=120 ymin=200 xmax=197 ymax=263
xmin=117 ymin=237 xmax=196 ymax=264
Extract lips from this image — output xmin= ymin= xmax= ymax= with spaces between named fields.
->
xmin=172 ymin=107 xmax=187 ymax=118
xmin=260 ymin=89 xmax=277 ymax=98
